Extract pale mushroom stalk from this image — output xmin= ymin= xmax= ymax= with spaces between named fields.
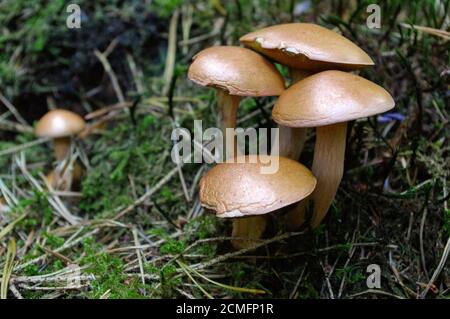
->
xmin=215 ymin=89 xmax=241 ymax=158
xmin=277 ymin=69 xmax=312 ymax=159
xmin=287 ymin=123 xmax=347 ymax=228
xmin=231 ymin=215 xmax=267 ymax=250
xmin=53 ymin=137 xmax=72 ymax=161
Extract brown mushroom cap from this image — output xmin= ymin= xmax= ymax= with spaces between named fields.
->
xmin=35 ymin=109 xmax=86 ymax=138
xmin=240 ymin=23 xmax=374 ymax=71
xmin=188 ymin=46 xmax=285 ymax=96
xmin=272 ymin=70 xmax=395 ymax=127
xmin=199 ymin=155 xmax=316 ymax=218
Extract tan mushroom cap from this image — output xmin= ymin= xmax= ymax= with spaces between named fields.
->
xmin=273 ymin=70 xmax=395 ymax=128
xmin=188 ymin=46 xmax=285 ymax=96
xmin=199 ymin=155 xmax=316 ymax=218
xmin=240 ymin=23 xmax=374 ymax=71
xmin=35 ymin=109 xmax=86 ymax=138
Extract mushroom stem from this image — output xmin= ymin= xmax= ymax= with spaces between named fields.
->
xmin=276 ymin=68 xmax=312 ymax=159
xmin=286 ymin=122 xmax=347 ymax=228
xmin=277 ymin=125 xmax=307 ymax=159
xmin=216 ymin=89 xmax=241 ymax=158
xmin=53 ymin=137 xmax=71 ymax=161
xmin=216 ymin=89 xmax=269 ymax=249
xmin=231 ymin=215 xmax=267 ymax=250
xmin=290 ymin=69 xmax=313 ymax=83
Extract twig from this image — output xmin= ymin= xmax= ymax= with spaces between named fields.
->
xmin=94 ymin=49 xmax=125 ymax=103
xmin=191 ymin=232 xmax=305 ymax=271
xmin=289 ymin=264 xmax=307 ymax=299
xmin=112 ymin=166 xmax=179 ymax=220
xmin=0 ymin=138 xmax=50 ymax=157
xmin=162 ymin=10 xmax=179 ymax=96
xmin=420 ymin=236 xmax=450 ymax=298
xmin=0 ymin=92 xmax=28 ymax=126
xmin=132 ymin=228 xmax=146 ymax=287
xmin=348 ymin=289 xmax=404 ymax=299
xmin=0 ymin=119 xmax=33 ymax=134
xmin=13 ymin=230 xmax=98 ymax=271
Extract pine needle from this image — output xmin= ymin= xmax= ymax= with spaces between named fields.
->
xmin=1 ymin=238 xmax=17 ymax=299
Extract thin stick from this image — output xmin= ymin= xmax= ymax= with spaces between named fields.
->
xmin=94 ymin=49 xmax=125 ymax=103
xmin=0 ymin=119 xmax=33 ymax=134
xmin=420 ymin=236 xmax=450 ymax=298
xmin=0 ymin=92 xmax=28 ymax=126
xmin=162 ymin=10 xmax=179 ymax=95
xmin=191 ymin=231 xmax=305 ymax=271
xmin=0 ymin=138 xmax=50 ymax=157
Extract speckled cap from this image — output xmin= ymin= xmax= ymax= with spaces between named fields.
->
xmin=35 ymin=109 xmax=86 ymax=138
xmin=240 ymin=23 xmax=374 ymax=71
xmin=188 ymin=46 xmax=285 ymax=96
xmin=199 ymin=155 xmax=316 ymax=218
xmin=272 ymin=70 xmax=395 ymax=127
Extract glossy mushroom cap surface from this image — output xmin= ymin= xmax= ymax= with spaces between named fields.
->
xmin=199 ymin=155 xmax=316 ymax=218
xmin=240 ymin=23 xmax=374 ymax=71
xmin=35 ymin=109 xmax=86 ymax=138
xmin=273 ymin=70 xmax=395 ymax=128
xmin=188 ymin=46 xmax=285 ymax=96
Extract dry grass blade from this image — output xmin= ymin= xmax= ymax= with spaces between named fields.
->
xmin=162 ymin=10 xmax=179 ymax=95
xmin=420 ymin=236 xmax=450 ymax=298
xmin=94 ymin=48 xmax=125 ymax=104
xmin=0 ymin=92 xmax=29 ymax=127
xmin=0 ymin=138 xmax=50 ymax=157
xmin=1 ymin=238 xmax=16 ymax=299
xmin=0 ymin=213 xmax=27 ymax=242
xmin=177 ymin=260 xmax=213 ymax=299
xmin=178 ymin=260 xmax=266 ymax=295
xmin=399 ymin=23 xmax=450 ymax=40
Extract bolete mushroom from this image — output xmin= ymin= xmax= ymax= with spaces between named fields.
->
xmin=240 ymin=23 xmax=374 ymax=159
xmin=35 ymin=109 xmax=86 ymax=189
xmin=199 ymin=155 xmax=316 ymax=249
xmin=188 ymin=46 xmax=285 ymax=158
xmin=272 ymin=70 xmax=395 ymax=228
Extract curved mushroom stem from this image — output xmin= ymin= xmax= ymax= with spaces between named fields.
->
xmin=286 ymin=122 xmax=347 ymax=228
xmin=53 ymin=137 xmax=71 ymax=161
xmin=216 ymin=89 xmax=240 ymax=159
xmin=277 ymin=125 xmax=307 ymax=159
xmin=276 ymin=68 xmax=312 ymax=159
xmin=231 ymin=215 xmax=267 ymax=250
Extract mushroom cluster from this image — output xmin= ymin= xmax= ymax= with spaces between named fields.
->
xmin=190 ymin=23 xmax=395 ymax=248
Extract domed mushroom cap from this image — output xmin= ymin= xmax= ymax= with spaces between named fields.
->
xmin=35 ymin=109 xmax=86 ymax=138
xmin=188 ymin=46 xmax=285 ymax=96
xmin=240 ymin=23 xmax=374 ymax=71
xmin=199 ymin=155 xmax=316 ymax=218
xmin=273 ymin=70 xmax=395 ymax=128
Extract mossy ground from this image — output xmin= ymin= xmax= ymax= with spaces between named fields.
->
xmin=0 ymin=0 xmax=448 ymax=299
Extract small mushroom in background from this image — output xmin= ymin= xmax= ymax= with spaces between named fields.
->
xmin=272 ymin=70 xmax=395 ymax=229
xmin=240 ymin=23 xmax=374 ymax=159
xmin=188 ymin=46 xmax=285 ymax=158
xmin=188 ymin=46 xmax=285 ymax=241
xmin=199 ymin=155 xmax=316 ymax=249
xmin=35 ymin=109 xmax=86 ymax=189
